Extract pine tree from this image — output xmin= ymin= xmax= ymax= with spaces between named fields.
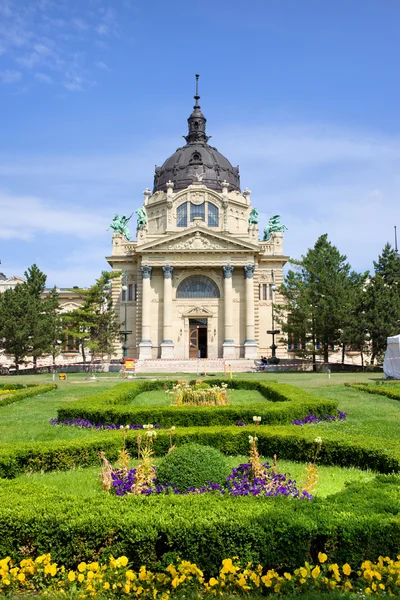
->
xmin=66 ymin=271 xmax=121 ymax=363
xmin=0 ymin=284 xmax=31 ymax=371
xmin=276 ymin=234 xmax=358 ymax=365
xmin=365 ymin=244 xmax=400 ymax=362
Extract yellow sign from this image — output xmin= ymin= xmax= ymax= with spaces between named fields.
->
xmin=124 ymin=359 xmax=135 ymax=371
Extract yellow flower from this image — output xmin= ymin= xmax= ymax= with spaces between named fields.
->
xmin=78 ymin=563 xmax=87 ymax=573
xmin=68 ymin=571 xmax=76 ymax=582
xmin=318 ymin=552 xmax=328 ymax=564
xmin=103 ymin=582 xmax=110 ymax=590
xmin=311 ymin=566 xmax=321 ymax=579
xmin=171 ymin=576 xmax=180 ymax=588
xmin=78 ymin=573 xmax=85 ymax=583
xmin=126 ymin=570 xmax=136 ymax=581
xmin=299 ymin=578 xmax=306 ymax=584
xmin=284 ymin=572 xmax=292 ymax=580
xmin=209 ymin=577 xmax=218 ymax=587
xmin=136 ymin=585 xmax=143 ymax=595
xmin=119 ymin=556 xmax=129 ymax=568
xmin=17 ymin=572 xmax=25 ymax=582
xmin=299 ymin=567 xmax=308 ymax=578
xmin=342 ymin=563 xmax=351 ymax=576
xmin=274 ymin=583 xmax=281 ymax=593
xmin=365 ymin=587 xmax=372 ymax=595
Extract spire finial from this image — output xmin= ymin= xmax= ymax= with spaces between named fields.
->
xmin=194 ymin=73 xmax=200 ymax=106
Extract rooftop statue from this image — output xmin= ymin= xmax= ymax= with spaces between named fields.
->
xmin=263 ymin=215 xmax=288 ymax=241
xmin=136 ymin=206 xmax=147 ymax=230
xmin=248 ymin=207 xmax=259 ymax=225
xmin=108 ymin=213 xmax=133 ymax=241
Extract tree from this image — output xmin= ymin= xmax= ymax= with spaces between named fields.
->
xmin=24 ymin=265 xmax=61 ymax=372
xmin=66 ymin=271 xmax=121 ymax=363
xmin=276 ymin=234 xmax=360 ymax=364
xmin=365 ymin=244 xmax=400 ymax=363
xmin=339 ymin=271 xmax=370 ymax=366
xmin=0 ymin=284 xmax=32 ymax=371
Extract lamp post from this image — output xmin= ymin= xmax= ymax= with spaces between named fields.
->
xmin=120 ymin=272 xmax=132 ymax=359
xmin=267 ymin=270 xmax=280 ymax=364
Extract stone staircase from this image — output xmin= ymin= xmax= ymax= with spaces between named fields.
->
xmin=134 ymin=358 xmax=256 ymax=374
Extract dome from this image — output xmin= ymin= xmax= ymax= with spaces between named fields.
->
xmin=153 ymin=76 xmax=240 ymax=194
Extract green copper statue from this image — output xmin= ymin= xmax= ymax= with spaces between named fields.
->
xmin=263 ymin=215 xmax=288 ymax=241
xmin=136 ymin=206 xmax=147 ymax=230
xmin=248 ymin=207 xmax=259 ymax=225
xmin=108 ymin=214 xmax=133 ymax=241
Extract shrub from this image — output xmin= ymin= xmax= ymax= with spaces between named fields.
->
xmin=346 ymin=382 xmax=400 ymax=401
xmin=57 ymin=379 xmax=338 ymax=428
xmin=0 ymin=384 xmax=57 ymax=407
xmin=156 ymin=443 xmax=231 ymax=491
xmin=0 ymin=476 xmax=399 ymax=572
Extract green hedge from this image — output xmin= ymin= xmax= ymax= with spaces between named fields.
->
xmin=0 ymin=383 xmax=57 ymax=407
xmin=345 ymin=382 xmax=400 ymax=401
xmin=57 ymin=379 xmax=338 ymax=427
xmin=0 ymin=475 xmax=399 ymax=573
xmin=1 ymin=423 xmax=399 ymax=479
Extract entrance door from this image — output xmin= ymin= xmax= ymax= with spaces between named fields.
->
xmin=188 ymin=318 xmax=208 ymax=358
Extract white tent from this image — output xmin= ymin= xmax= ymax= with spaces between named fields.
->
xmin=383 ymin=334 xmax=400 ymax=379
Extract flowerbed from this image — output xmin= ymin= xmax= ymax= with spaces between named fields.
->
xmin=2 ymin=423 xmax=400 ymax=479
xmin=1 ymin=552 xmax=400 ymax=598
xmin=57 ymin=379 xmax=338 ymax=428
xmin=50 ymin=418 xmax=162 ymax=431
xmin=292 ymin=411 xmax=347 ymax=426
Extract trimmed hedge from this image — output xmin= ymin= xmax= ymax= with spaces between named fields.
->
xmin=1 ymin=423 xmax=400 ymax=479
xmin=0 ymin=383 xmax=57 ymax=407
xmin=57 ymin=379 xmax=338 ymax=428
xmin=0 ymin=475 xmax=399 ymax=573
xmin=346 ymin=382 xmax=400 ymax=401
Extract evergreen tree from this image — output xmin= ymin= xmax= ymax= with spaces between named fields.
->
xmin=365 ymin=244 xmax=400 ymax=362
xmin=276 ymin=234 xmax=358 ymax=364
xmin=0 ymin=284 xmax=31 ymax=371
xmin=66 ymin=271 xmax=121 ymax=363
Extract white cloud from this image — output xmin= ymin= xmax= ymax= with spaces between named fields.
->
xmin=35 ymin=71 xmax=52 ymax=83
xmin=215 ymin=123 xmax=400 ymax=272
xmin=95 ymin=61 xmax=110 ymax=71
xmin=0 ymin=1 xmax=125 ymax=91
xmin=0 ymin=69 xmax=22 ymax=83
xmin=0 ymin=191 xmax=109 ymax=240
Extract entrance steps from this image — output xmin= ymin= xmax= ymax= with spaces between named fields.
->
xmin=134 ymin=358 xmax=255 ymax=374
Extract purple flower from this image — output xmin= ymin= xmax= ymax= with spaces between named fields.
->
xmin=292 ymin=411 xmax=347 ymax=426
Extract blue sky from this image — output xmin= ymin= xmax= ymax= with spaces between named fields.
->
xmin=0 ymin=0 xmax=399 ymax=286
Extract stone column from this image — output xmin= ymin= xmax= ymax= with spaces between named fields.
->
xmin=222 ymin=265 xmax=236 ymax=359
xmin=161 ymin=265 xmax=174 ymax=359
xmin=244 ymin=264 xmax=258 ymax=359
xmin=138 ymin=265 xmax=153 ymax=359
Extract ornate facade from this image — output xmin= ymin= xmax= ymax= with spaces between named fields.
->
xmin=107 ymin=79 xmax=289 ymax=361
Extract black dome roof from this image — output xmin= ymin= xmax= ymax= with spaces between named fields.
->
xmin=153 ymin=76 xmax=240 ymax=194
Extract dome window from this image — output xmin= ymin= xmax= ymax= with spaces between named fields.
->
xmin=190 ymin=201 xmax=205 ymax=222
xmin=177 ymin=203 xmax=187 ymax=227
xmin=190 ymin=152 xmax=202 ymax=163
xmin=208 ymin=202 xmax=219 ymax=227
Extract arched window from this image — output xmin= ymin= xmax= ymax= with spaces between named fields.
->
xmin=176 ymin=275 xmax=220 ymax=298
xmin=177 ymin=203 xmax=187 ymax=227
xmin=208 ymin=203 xmax=219 ymax=227
xmin=190 ymin=202 xmax=205 ymax=221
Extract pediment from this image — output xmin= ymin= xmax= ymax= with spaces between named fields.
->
xmin=184 ymin=306 xmax=214 ymax=317
xmin=138 ymin=224 xmax=260 ymax=253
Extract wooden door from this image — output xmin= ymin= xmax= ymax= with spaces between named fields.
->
xmin=189 ymin=327 xmax=199 ymax=358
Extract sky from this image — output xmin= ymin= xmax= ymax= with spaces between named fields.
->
xmin=0 ymin=0 xmax=399 ymax=287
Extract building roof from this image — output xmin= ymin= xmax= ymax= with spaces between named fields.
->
xmin=153 ymin=75 xmax=240 ymax=194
